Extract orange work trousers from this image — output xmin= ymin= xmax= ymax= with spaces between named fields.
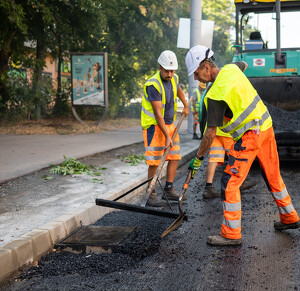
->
xmin=208 ymin=135 xmax=234 ymax=164
xmin=193 ymin=113 xmax=199 ymax=125
xmin=220 ymin=126 xmax=299 ymax=239
xmin=143 ymin=123 xmax=181 ymax=166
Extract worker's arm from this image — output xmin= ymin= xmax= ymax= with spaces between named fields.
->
xmin=188 ymin=126 xmax=216 ymax=178
xmin=150 ymin=100 xmax=172 ymax=148
xmin=196 ymin=98 xmax=226 ymax=157
xmin=177 ymin=86 xmax=189 ymax=116
xmin=195 ymin=126 xmax=216 ymax=158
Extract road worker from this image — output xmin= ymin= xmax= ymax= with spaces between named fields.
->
xmin=191 ymin=82 xmax=206 ymax=140
xmin=200 ymin=67 xmax=256 ymax=199
xmin=186 ymin=45 xmax=300 ymax=246
xmin=142 ymin=50 xmax=189 ymax=207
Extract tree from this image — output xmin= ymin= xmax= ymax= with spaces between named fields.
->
xmin=0 ymin=0 xmax=28 ymax=111
xmin=96 ymin=0 xmax=190 ymax=117
xmin=202 ymin=0 xmax=235 ymax=66
xmin=48 ymin=0 xmax=106 ymax=116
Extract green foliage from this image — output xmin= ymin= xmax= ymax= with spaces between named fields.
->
xmin=1 ymin=72 xmax=54 ymax=120
xmin=121 ymin=154 xmax=145 ymax=166
xmin=49 ymin=156 xmax=106 ymax=182
xmin=202 ymin=0 xmax=235 ymax=66
xmin=50 ymin=157 xmax=91 ymax=176
xmin=42 ymin=175 xmax=54 ymax=180
xmin=0 ymin=0 xmax=236 ymax=119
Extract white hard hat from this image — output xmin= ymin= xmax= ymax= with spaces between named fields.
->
xmin=158 ymin=50 xmax=178 ymax=70
xmin=185 ymin=45 xmax=214 ymax=76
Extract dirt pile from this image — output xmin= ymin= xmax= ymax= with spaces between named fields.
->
xmin=265 ymin=101 xmax=300 ymax=131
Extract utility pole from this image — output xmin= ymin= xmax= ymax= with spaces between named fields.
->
xmin=187 ymin=0 xmax=202 ymax=134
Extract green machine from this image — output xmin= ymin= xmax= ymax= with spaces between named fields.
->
xmin=232 ymin=0 xmax=300 ymax=160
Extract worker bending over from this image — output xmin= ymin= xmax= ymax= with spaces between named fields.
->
xmin=186 ymin=45 xmax=300 ymax=246
xmin=200 ymin=66 xmax=256 ymax=199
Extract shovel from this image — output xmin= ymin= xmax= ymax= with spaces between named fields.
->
xmin=161 ymin=169 xmax=192 ymax=238
xmin=140 ymin=96 xmax=193 ymax=207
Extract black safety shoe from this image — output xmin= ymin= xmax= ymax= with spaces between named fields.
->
xmin=274 ymin=220 xmax=300 ymax=230
xmin=207 ymin=235 xmax=242 ymax=246
xmin=193 ymin=133 xmax=200 ymax=140
xmin=146 ymin=190 xmax=164 ymax=207
xmin=203 ymin=186 xmax=220 ymax=199
xmin=162 ymin=187 xmax=184 ymax=201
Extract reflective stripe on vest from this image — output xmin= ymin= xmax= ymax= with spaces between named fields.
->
xmin=221 ymin=95 xmax=270 ymax=139
xmin=141 ymin=72 xmax=178 ymax=129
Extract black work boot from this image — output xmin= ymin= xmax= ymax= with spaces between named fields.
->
xmin=240 ymin=179 xmax=257 ymax=192
xmin=274 ymin=220 xmax=300 ymax=231
xmin=207 ymin=234 xmax=242 ymax=246
xmin=146 ymin=189 xmax=164 ymax=207
xmin=203 ymin=186 xmax=220 ymax=199
xmin=193 ymin=133 xmax=200 ymax=140
xmin=162 ymin=186 xmax=181 ymax=201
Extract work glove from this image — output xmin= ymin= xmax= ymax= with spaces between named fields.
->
xmin=188 ymin=156 xmax=203 ymax=179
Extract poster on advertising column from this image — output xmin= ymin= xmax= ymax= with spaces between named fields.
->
xmin=71 ymin=52 xmax=108 ymax=107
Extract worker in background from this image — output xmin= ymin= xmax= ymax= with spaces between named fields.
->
xmin=200 ymin=65 xmax=256 ymax=199
xmin=142 ymin=50 xmax=189 ymax=207
xmin=186 ymin=45 xmax=300 ymax=246
xmin=191 ymin=82 xmax=206 ymax=140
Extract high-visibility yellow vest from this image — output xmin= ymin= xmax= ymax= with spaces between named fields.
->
xmin=205 ymin=64 xmax=272 ymax=140
xmin=191 ymin=88 xmax=201 ymax=112
xmin=141 ymin=71 xmax=178 ymax=129
xmin=203 ymin=92 xmax=232 ymax=138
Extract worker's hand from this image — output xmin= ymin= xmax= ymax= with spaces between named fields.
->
xmin=188 ymin=157 xmax=202 ymax=179
xmin=165 ymin=135 xmax=173 ymax=149
xmin=181 ymin=105 xmax=189 ymax=117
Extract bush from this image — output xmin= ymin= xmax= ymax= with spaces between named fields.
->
xmin=2 ymin=71 xmax=54 ymax=120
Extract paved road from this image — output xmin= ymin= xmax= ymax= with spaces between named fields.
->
xmin=4 ymin=161 xmax=300 ymax=291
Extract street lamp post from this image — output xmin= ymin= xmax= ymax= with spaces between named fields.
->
xmin=187 ymin=0 xmax=202 ymax=134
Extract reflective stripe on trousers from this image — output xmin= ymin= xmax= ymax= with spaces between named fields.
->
xmin=143 ymin=124 xmax=181 ymax=166
xmin=220 ymin=127 xmax=299 ymax=240
xmin=208 ymin=136 xmax=234 ymax=164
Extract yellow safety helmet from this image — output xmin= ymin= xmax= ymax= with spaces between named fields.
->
xmin=199 ymin=82 xmax=206 ymax=89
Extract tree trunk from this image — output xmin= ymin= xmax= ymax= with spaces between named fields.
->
xmin=32 ymin=35 xmax=46 ymax=120
xmin=53 ymin=44 xmax=63 ymax=116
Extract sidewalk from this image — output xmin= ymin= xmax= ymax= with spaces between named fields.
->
xmin=0 ymin=127 xmax=143 ymax=184
xmin=0 ymin=118 xmax=200 ymax=283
